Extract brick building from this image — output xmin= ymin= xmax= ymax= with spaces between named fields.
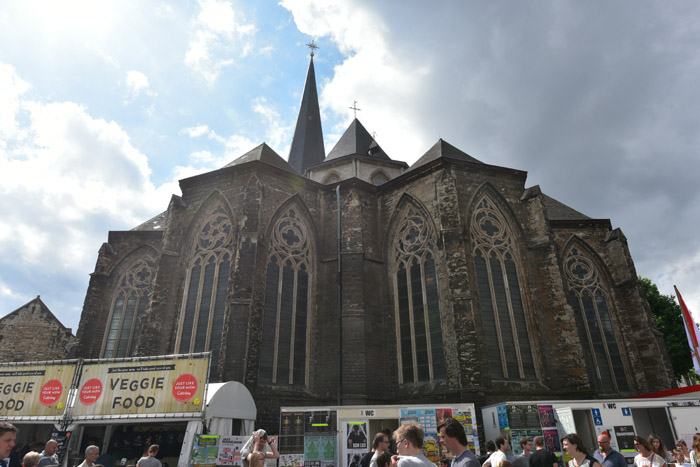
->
xmin=74 ymin=54 xmax=674 ymax=432
xmin=0 ymin=296 xmax=77 ymax=362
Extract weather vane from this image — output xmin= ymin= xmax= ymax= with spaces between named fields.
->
xmin=349 ymin=100 xmax=361 ymax=118
xmin=306 ymin=39 xmax=319 ymax=57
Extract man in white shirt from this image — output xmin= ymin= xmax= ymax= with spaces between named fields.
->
xmin=483 ymin=436 xmax=509 ymax=467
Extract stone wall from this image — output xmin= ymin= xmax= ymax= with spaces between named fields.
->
xmin=0 ymin=297 xmax=77 ymax=362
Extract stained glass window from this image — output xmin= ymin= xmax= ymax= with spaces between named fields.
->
xmin=177 ymin=205 xmax=232 ymax=381
xmin=102 ymin=255 xmax=155 ymax=358
xmin=564 ymin=246 xmax=629 ymax=393
xmin=391 ymin=205 xmax=446 ymax=383
xmin=259 ymin=207 xmax=312 ymax=386
xmin=471 ymin=196 xmax=535 ymax=380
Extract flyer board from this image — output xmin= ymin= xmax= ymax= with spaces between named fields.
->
xmin=0 ymin=361 xmax=77 ymax=418
xmin=400 ymin=405 xmax=479 ymax=462
xmin=72 ymin=355 xmax=208 ymax=418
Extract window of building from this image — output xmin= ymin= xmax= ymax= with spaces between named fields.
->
xmin=471 ymin=196 xmax=536 ymax=380
xmin=177 ymin=205 xmax=232 ymax=381
xmin=391 ymin=204 xmax=446 ymax=383
xmin=259 ymin=207 xmax=312 ymax=386
xmin=371 ymin=171 xmax=388 ymax=186
xmin=564 ymin=246 xmax=629 ymax=393
xmin=322 ymin=173 xmax=341 ymax=184
xmin=102 ymin=255 xmax=156 ymax=358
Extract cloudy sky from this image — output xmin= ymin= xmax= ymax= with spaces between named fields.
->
xmin=1 ymin=0 xmax=699 ymax=334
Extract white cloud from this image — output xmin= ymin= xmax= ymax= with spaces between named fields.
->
xmin=253 ymin=97 xmax=291 ymax=154
xmin=124 ymin=70 xmax=157 ymax=104
xmin=0 ymin=62 xmax=169 ymax=322
xmin=280 ymin=0 xmax=429 ymax=161
xmin=184 ymin=0 xmax=257 ymax=86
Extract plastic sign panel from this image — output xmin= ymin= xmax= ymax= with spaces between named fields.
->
xmin=72 ymin=355 xmax=208 ymax=418
xmin=0 ymin=362 xmax=76 ymax=418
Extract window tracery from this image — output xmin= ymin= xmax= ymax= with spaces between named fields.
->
xmin=471 ymin=196 xmax=536 ymax=380
xmin=102 ymin=255 xmax=155 ymax=358
xmin=564 ymin=246 xmax=629 ymax=392
xmin=391 ymin=204 xmax=446 ymax=383
xmin=259 ymin=207 xmax=312 ymax=386
xmin=177 ymin=205 xmax=232 ymax=380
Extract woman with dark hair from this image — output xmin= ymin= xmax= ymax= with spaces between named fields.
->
xmin=634 ymin=436 xmax=666 ymax=467
xmin=690 ymin=433 xmax=700 ymax=467
xmin=649 ymin=435 xmax=673 ymax=464
xmin=561 ymin=433 xmax=602 ymax=467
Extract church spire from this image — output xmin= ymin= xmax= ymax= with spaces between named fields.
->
xmin=288 ymin=41 xmax=325 ymax=174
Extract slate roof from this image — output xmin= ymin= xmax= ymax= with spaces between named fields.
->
xmin=288 ymin=56 xmax=326 ymax=173
xmin=326 ymin=119 xmax=390 ymax=161
xmin=409 ymin=138 xmax=482 ymax=171
xmin=132 ymin=210 xmax=168 ymax=231
xmin=225 ymin=142 xmax=298 ymax=174
xmin=542 ymin=193 xmax=590 ymax=220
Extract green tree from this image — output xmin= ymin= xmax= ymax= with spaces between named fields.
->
xmin=641 ymin=277 xmax=699 ymax=382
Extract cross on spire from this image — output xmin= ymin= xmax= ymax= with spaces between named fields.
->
xmin=306 ymin=39 xmax=319 ymax=57
xmin=349 ymin=100 xmax=361 ymax=118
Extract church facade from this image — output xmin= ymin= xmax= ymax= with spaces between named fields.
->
xmin=74 ymin=55 xmax=674 ymax=431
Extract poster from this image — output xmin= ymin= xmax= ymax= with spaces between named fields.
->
xmin=0 ymin=361 xmax=77 ymax=418
xmin=346 ymin=422 xmax=368 ymax=450
xmin=305 ymin=435 xmax=336 ymax=463
xmin=400 ymin=408 xmax=438 ymax=433
xmin=305 ymin=410 xmax=337 ymax=434
xmin=614 ymin=426 xmax=636 ymax=454
xmin=192 ymin=434 xmax=219 ymax=467
xmin=281 ymin=454 xmax=304 ymax=467
xmin=73 ymin=355 xmax=208 ymax=418
xmin=497 ymin=405 xmax=509 ymax=430
xmin=347 ymin=453 xmax=364 ymax=467
xmin=543 ymin=429 xmax=561 ymax=452
xmin=217 ymin=435 xmax=246 ymax=466
xmin=281 ymin=412 xmax=305 ymax=454
xmin=423 ymin=434 xmax=441 ymax=463
xmin=538 ymin=406 xmax=556 ymax=429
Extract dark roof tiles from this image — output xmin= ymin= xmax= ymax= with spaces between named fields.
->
xmin=326 ymin=119 xmax=390 ymax=161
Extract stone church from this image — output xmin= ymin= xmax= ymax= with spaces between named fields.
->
xmin=75 ymin=52 xmax=674 ymax=430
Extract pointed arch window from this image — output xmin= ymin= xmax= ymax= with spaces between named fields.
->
xmin=177 ymin=205 xmax=232 ymax=381
xmin=259 ymin=207 xmax=312 ymax=386
xmin=102 ymin=256 xmax=155 ymax=358
xmin=564 ymin=246 xmax=629 ymax=393
xmin=391 ymin=205 xmax=446 ymax=383
xmin=471 ymin=196 xmax=536 ymax=380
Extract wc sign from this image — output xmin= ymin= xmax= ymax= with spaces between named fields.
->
xmin=591 ymin=408 xmax=603 ymax=426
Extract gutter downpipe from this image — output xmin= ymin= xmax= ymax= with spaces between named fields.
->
xmin=336 ymin=184 xmax=342 ymax=406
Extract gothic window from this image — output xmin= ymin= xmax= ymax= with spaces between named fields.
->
xmin=259 ymin=207 xmax=312 ymax=386
xmin=102 ymin=256 xmax=155 ymax=358
xmin=564 ymin=246 xmax=629 ymax=393
xmin=391 ymin=205 xmax=446 ymax=383
xmin=471 ymin=196 xmax=536 ymax=380
xmin=177 ymin=205 xmax=232 ymax=380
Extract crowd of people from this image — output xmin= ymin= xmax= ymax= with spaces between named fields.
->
xmin=0 ymin=422 xmax=165 ymax=467
xmin=3 ymin=418 xmax=700 ymax=467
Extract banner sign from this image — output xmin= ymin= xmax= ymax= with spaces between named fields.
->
xmin=72 ymin=355 xmax=208 ymax=418
xmin=0 ymin=362 xmax=76 ymax=418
